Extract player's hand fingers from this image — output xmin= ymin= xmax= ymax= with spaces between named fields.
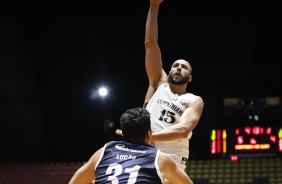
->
xmin=115 ymin=129 xmax=123 ymax=136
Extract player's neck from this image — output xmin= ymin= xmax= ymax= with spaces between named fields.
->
xmin=169 ymin=83 xmax=187 ymax=95
xmin=123 ymin=138 xmax=147 ymax=144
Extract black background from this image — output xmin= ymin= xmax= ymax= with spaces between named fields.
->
xmin=0 ymin=0 xmax=281 ymax=163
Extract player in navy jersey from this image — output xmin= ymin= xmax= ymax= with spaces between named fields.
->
xmin=116 ymin=0 xmax=204 ymax=175
xmin=69 ymin=107 xmax=193 ymax=184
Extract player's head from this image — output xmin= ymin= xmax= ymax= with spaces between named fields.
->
xmin=168 ymin=59 xmax=192 ymax=85
xmin=120 ymin=107 xmax=151 ymax=141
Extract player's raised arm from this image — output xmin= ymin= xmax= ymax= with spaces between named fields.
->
xmin=144 ymin=0 xmax=167 ymax=103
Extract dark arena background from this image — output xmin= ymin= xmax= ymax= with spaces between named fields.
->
xmin=0 ymin=0 xmax=281 ymax=183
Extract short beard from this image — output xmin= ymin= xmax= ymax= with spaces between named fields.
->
xmin=168 ymin=74 xmax=189 ymax=85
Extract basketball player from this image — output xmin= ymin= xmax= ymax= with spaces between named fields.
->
xmin=116 ymin=0 xmax=204 ymax=173
xmin=144 ymin=0 xmax=204 ymax=172
xmin=69 ymin=107 xmax=193 ymax=184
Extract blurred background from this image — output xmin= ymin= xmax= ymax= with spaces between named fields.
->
xmin=0 ymin=0 xmax=281 ymax=165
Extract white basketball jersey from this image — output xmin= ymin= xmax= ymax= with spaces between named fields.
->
xmin=145 ymin=82 xmax=194 ymax=169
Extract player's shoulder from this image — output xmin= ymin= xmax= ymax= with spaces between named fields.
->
xmin=186 ymin=93 xmax=204 ymax=106
xmin=187 ymin=92 xmax=202 ymax=100
xmin=193 ymin=94 xmax=203 ymax=101
xmin=158 ymin=81 xmax=169 ymax=87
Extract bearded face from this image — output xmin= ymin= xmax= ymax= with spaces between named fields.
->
xmin=168 ymin=72 xmax=189 ymax=85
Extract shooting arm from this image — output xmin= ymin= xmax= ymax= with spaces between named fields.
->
xmin=144 ymin=0 xmax=166 ymax=103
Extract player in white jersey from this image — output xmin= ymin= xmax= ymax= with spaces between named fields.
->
xmin=143 ymin=0 xmax=204 ymax=173
xmin=116 ymin=0 xmax=204 ymax=179
xmin=144 ymin=82 xmax=194 ymax=170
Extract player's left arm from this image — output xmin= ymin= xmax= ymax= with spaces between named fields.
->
xmin=152 ymin=96 xmax=204 ymax=141
xmin=69 ymin=147 xmax=104 ymax=184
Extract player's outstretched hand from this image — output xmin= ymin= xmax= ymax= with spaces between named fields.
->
xmin=115 ymin=129 xmax=123 ymax=136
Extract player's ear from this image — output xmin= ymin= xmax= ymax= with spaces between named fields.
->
xmin=146 ymin=130 xmax=152 ymax=142
xmin=189 ymin=75 xmax=192 ymax=82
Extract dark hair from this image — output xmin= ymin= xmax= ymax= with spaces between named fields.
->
xmin=120 ymin=107 xmax=151 ymax=141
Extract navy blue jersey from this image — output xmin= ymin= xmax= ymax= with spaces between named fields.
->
xmin=94 ymin=140 xmax=163 ymax=184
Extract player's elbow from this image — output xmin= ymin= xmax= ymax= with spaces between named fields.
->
xmin=179 ymin=127 xmax=191 ymax=138
xmin=182 ymin=132 xmax=190 ymax=139
xmin=144 ymin=40 xmax=157 ymax=49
